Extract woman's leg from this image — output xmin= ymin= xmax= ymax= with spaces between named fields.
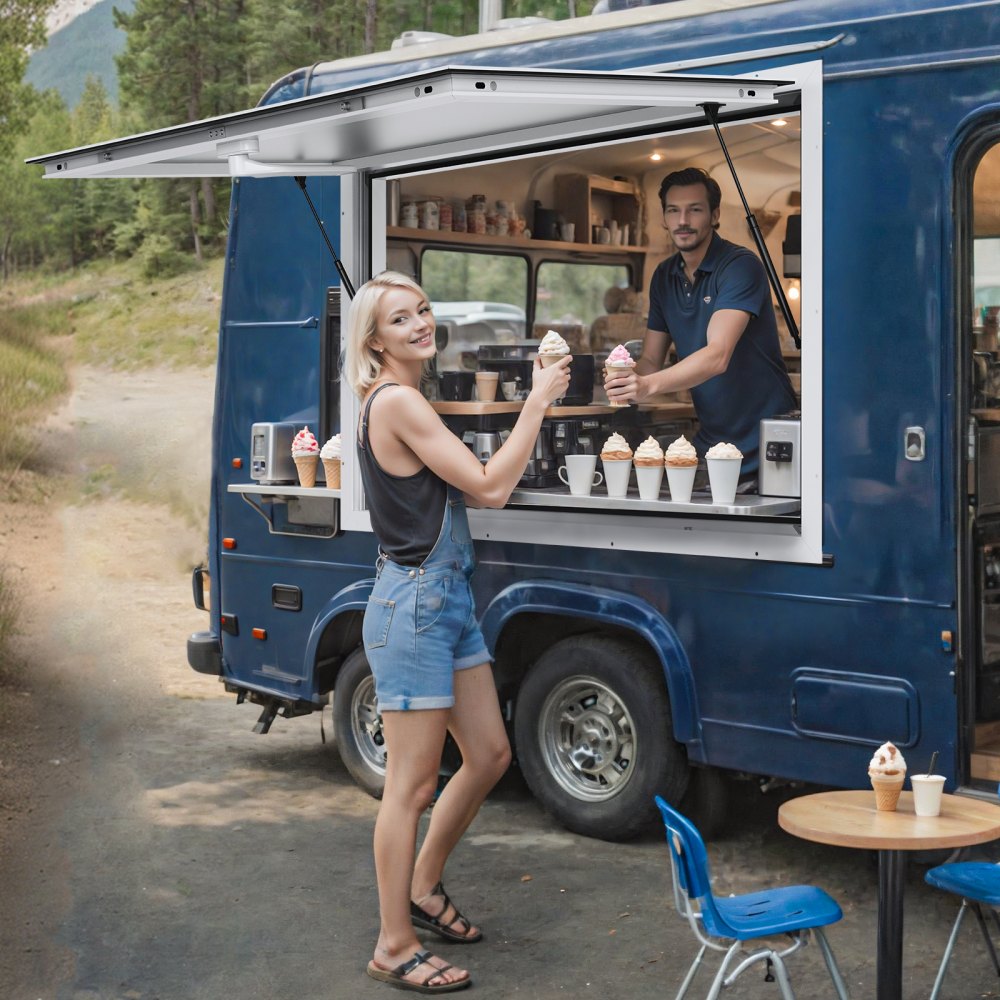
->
xmin=411 ymin=663 xmax=512 ymax=934
xmin=372 ymin=708 xmax=469 ymax=987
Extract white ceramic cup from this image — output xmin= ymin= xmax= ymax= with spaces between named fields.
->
xmin=666 ymin=464 xmax=697 ymax=504
xmin=474 ymin=371 xmax=499 ymax=402
xmin=635 ymin=464 xmax=664 ymax=501
xmin=910 ymin=774 xmax=946 ymax=817
xmin=707 ymin=456 xmax=742 ymax=504
xmin=558 ymin=454 xmax=603 ymax=496
xmin=602 ymin=458 xmax=632 ymax=498
xmin=561 ymin=222 xmax=575 ymax=242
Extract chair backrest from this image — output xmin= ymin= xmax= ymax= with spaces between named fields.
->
xmin=655 ymin=795 xmax=736 ymax=940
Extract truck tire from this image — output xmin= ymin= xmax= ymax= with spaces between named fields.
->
xmin=514 ymin=635 xmax=689 ymax=841
xmin=332 ymin=647 xmax=386 ymax=798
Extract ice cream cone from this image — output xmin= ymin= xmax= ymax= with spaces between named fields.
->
xmin=323 ymin=457 xmax=341 ymax=489
xmin=870 ymin=771 xmax=905 ymax=811
xmin=539 ymin=354 xmax=564 ymax=368
xmin=605 ymin=365 xmax=633 ymax=407
xmin=294 ymin=455 xmax=318 ymax=487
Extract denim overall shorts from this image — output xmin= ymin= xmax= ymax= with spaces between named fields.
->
xmin=362 ymin=485 xmax=492 ymax=711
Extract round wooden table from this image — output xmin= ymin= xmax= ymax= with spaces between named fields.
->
xmin=779 ymin=789 xmax=1000 ymax=1000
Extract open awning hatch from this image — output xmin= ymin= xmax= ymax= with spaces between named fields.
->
xmin=26 ymin=66 xmax=787 ymax=180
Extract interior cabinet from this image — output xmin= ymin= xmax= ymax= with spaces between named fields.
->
xmin=554 ymin=173 xmax=642 ymax=247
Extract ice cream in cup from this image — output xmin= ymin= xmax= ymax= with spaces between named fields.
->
xmin=705 ymin=441 xmax=743 ymax=504
xmin=600 ymin=432 xmax=633 ymax=498
xmin=868 ymin=741 xmax=907 ymax=811
xmin=665 ymin=434 xmax=699 ymax=503
xmin=633 ymin=436 xmax=665 ymax=500
xmin=537 ymin=329 xmax=571 ymax=367
xmin=604 ymin=343 xmax=636 ymax=407
xmin=320 ymin=433 xmax=342 ymax=488
xmin=291 ymin=426 xmax=320 ymax=487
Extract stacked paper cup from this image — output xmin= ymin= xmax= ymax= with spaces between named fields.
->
xmin=705 ymin=441 xmax=744 ymax=504
xmin=665 ymin=434 xmax=699 ymax=503
xmin=600 ymin=431 xmax=633 ymax=498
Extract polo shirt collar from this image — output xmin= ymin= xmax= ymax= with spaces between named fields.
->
xmin=669 ymin=231 xmax=723 ymax=279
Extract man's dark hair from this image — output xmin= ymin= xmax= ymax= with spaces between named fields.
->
xmin=658 ymin=167 xmax=722 ymax=215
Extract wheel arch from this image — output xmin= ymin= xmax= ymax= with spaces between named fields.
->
xmin=480 ymin=580 xmax=702 ymax=754
xmin=305 ymin=578 xmax=373 ymax=697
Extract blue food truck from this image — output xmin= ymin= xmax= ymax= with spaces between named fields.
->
xmin=29 ymin=0 xmax=1000 ymax=842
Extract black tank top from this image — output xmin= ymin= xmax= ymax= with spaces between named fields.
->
xmin=357 ymin=383 xmax=447 ymax=566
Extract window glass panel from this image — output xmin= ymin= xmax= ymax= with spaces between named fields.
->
xmin=421 ymin=249 xmax=527 ymax=371
xmin=535 ymin=261 xmax=632 ymax=354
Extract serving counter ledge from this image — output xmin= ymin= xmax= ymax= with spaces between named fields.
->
xmin=506 ymin=486 xmax=800 ymax=518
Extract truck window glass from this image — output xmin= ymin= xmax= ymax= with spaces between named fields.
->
xmin=420 ymin=249 xmax=528 ymax=371
xmin=535 ymin=261 xmax=631 ymax=356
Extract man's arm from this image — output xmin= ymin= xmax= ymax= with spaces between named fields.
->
xmin=606 ymin=309 xmax=750 ymax=403
xmin=635 ymin=327 xmax=670 ymax=376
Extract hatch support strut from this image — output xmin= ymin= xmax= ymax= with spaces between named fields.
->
xmin=699 ymin=103 xmax=800 ymax=350
xmin=294 ymin=176 xmax=357 ymax=299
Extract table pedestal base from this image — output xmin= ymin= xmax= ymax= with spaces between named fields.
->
xmin=877 ymin=849 xmax=906 ymax=1000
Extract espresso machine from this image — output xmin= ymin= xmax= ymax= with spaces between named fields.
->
xmin=550 ymin=416 xmax=602 ymax=456
xmin=520 ymin=424 xmax=558 ymax=488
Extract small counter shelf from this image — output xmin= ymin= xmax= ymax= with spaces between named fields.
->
xmin=506 ymin=486 xmax=800 ymax=520
xmin=430 ymin=401 xmax=697 ymax=418
xmin=228 ymin=482 xmax=341 ymax=537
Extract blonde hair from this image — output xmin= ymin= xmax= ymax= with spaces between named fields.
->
xmin=343 ymin=271 xmax=429 ymax=398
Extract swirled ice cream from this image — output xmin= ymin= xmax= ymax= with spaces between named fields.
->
xmin=320 ymin=434 xmax=341 ymax=460
xmin=291 ymin=426 xmax=319 ymax=487
xmin=665 ymin=434 xmax=698 ymax=468
xmin=291 ymin=427 xmax=319 ymax=457
xmin=869 ymin=742 xmax=906 ymax=776
xmin=605 ymin=344 xmax=635 ymax=368
xmin=600 ymin=432 xmax=632 ymax=462
xmin=705 ymin=441 xmax=743 ymax=460
xmin=634 ymin=436 xmax=664 ymax=468
xmin=538 ymin=330 xmax=570 ymax=366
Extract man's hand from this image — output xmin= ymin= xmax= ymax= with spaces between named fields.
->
xmin=604 ymin=367 xmax=651 ymax=405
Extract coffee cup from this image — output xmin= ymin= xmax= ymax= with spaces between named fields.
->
xmin=501 ymin=381 xmax=518 ymax=401
xmin=558 ymin=455 xmax=604 ymax=497
xmin=666 ymin=464 xmax=697 ymax=504
xmin=635 ymin=464 xmax=664 ymax=501
xmin=474 ymin=371 xmax=499 ymax=402
xmin=910 ymin=773 xmax=946 ymax=817
xmin=561 ymin=222 xmax=575 ymax=242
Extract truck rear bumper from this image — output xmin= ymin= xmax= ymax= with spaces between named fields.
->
xmin=188 ymin=631 xmax=222 ymax=675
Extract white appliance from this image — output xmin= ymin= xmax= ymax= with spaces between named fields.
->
xmin=758 ymin=414 xmax=801 ymax=498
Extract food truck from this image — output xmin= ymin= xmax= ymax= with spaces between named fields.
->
xmin=28 ymin=0 xmax=1000 ymax=840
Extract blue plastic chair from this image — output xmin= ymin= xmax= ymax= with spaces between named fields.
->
xmin=655 ymin=795 xmax=849 ymax=1000
xmin=924 ymin=785 xmax=1000 ymax=1000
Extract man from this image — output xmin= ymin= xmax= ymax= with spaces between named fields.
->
xmin=605 ymin=167 xmax=796 ymax=482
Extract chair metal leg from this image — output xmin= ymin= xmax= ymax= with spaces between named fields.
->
xmin=768 ymin=951 xmax=796 ymax=1000
xmin=675 ymin=943 xmax=708 ymax=1000
xmin=929 ymin=900 xmax=970 ymax=1000
xmin=813 ymin=927 xmax=851 ymax=999
xmin=706 ymin=941 xmax=742 ymax=1000
xmin=971 ymin=902 xmax=1000 ymax=978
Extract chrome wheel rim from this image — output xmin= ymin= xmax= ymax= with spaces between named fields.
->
xmin=537 ymin=674 xmax=637 ymax=802
xmin=351 ymin=674 xmax=386 ymax=776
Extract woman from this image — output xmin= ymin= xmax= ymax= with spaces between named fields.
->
xmin=344 ymin=272 xmax=571 ymax=994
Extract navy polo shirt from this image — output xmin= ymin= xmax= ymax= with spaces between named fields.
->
xmin=648 ymin=233 xmax=796 ymax=475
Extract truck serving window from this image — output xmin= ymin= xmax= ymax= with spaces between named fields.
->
xmin=420 ymin=249 xmax=528 ymax=371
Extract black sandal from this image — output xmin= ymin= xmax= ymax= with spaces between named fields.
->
xmin=410 ymin=881 xmax=483 ymax=944
xmin=366 ymin=950 xmax=470 ymax=994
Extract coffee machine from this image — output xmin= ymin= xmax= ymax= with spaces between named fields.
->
xmin=520 ymin=424 xmax=558 ymax=488
xmin=550 ymin=416 xmax=602 ymax=456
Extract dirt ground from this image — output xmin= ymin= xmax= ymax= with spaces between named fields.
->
xmin=2 ymin=365 xmax=1000 ymax=1000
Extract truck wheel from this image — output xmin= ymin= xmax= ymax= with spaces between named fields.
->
xmin=332 ymin=647 xmax=386 ymax=798
xmin=514 ymin=635 xmax=689 ymax=841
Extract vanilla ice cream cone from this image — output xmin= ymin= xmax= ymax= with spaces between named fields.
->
xmin=323 ymin=458 xmax=341 ymax=489
xmin=870 ymin=771 xmax=905 ymax=811
xmin=294 ymin=455 xmax=318 ymax=487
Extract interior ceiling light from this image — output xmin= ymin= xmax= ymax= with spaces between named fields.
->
xmin=650 ymin=152 xmax=663 ymax=161
xmin=771 ymin=119 xmax=788 ymax=127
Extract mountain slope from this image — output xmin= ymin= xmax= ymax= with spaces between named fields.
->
xmin=26 ymin=0 xmax=137 ymax=109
